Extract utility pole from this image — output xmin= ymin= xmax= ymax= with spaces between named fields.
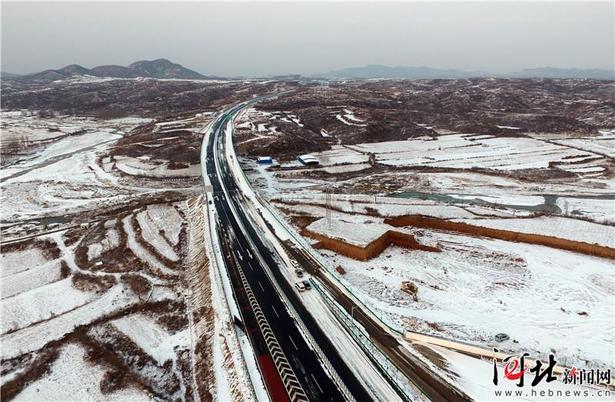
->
xmin=325 ymin=189 xmax=332 ymax=229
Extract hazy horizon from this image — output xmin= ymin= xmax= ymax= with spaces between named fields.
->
xmin=2 ymin=1 xmax=614 ymax=76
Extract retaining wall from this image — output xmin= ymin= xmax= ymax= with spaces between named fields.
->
xmin=384 ymin=215 xmax=615 ymax=260
xmin=302 ymin=228 xmax=440 ymax=261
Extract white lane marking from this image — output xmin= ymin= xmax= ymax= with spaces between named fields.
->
xmin=271 ymin=305 xmax=280 ymax=318
xmin=248 ymin=262 xmax=254 ymax=271
xmin=258 ymin=281 xmax=265 ymax=292
xmin=289 ymin=335 xmax=299 ymax=351
xmin=311 ymin=373 xmax=324 ymax=394
xmin=220 ymin=205 xmax=229 ymax=220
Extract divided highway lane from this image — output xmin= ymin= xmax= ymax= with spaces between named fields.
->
xmin=204 ymin=104 xmax=373 ymax=402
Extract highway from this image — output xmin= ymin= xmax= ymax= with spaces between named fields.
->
xmin=203 ymin=102 xmax=374 ymax=402
xmin=202 ymin=97 xmax=474 ymax=402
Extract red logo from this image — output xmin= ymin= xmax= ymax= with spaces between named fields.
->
xmin=493 ymin=349 xmax=557 ymax=387
xmin=503 ymin=357 xmax=527 ymax=380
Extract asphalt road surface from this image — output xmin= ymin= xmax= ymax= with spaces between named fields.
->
xmin=203 ymin=103 xmax=374 ymax=402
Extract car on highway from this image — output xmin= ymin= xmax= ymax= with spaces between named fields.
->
xmin=302 ymin=280 xmax=311 ymax=290
xmin=295 ymin=281 xmax=306 ymax=292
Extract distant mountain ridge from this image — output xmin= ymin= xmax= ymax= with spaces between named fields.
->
xmin=5 ymin=59 xmax=208 ymax=82
xmin=316 ymin=64 xmax=482 ymax=79
xmin=317 ymin=64 xmax=615 ymax=80
xmin=1 ymin=72 xmax=22 ymax=79
xmin=4 ymin=61 xmax=614 ymax=82
xmin=508 ymin=67 xmax=615 ymax=80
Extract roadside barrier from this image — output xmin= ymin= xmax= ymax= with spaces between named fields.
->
xmin=310 ymin=279 xmax=428 ymax=402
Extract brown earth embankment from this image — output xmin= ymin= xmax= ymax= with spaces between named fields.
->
xmin=384 ymin=215 xmax=615 ymax=260
xmin=302 ymin=228 xmax=440 ymax=261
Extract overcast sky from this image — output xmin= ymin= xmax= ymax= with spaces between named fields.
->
xmin=2 ymin=1 xmax=613 ymax=76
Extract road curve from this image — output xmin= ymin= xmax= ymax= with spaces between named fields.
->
xmin=202 ymin=100 xmax=374 ymax=402
xmin=204 ymin=97 xmax=472 ymax=402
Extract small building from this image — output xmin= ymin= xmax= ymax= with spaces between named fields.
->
xmin=257 ymin=156 xmax=273 ymax=164
xmin=297 ymin=154 xmax=319 ymax=166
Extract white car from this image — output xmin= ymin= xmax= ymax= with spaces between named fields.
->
xmin=295 ymin=282 xmax=306 ymax=292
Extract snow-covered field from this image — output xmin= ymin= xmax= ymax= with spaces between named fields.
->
xmin=267 ymin=192 xmax=614 ymax=373
xmin=146 ymin=204 xmax=183 ymax=245
xmin=420 ymin=344 xmax=600 ymax=401
xmin=399 ymin=170 xmax=614 ymax=197
xmin=336 ymin=133 xmax=609 ymax=173
xmin=13 ymin=343 xmax=151 ymax=402
xmin=277 ymin=192 xmax=479 ymax=219
xmin=242 ymin=127 xmax=615 ymax=389
xmin=136 ymin=210 xmax=179 ymax=261
xmin=1 ymin=281 xmax=139 ymax=360
xmin=0 ymin=115 xmax=138 ymax=226
xmin=121 ymin=215 xmax=178 ymax=276
xmin=455 ymin=216 xmax=615 ymax=248
xmin=556 ymin=196 xmax=615 ymax=224
xmin=335 ymin=109 xmax=367 ymax=127
xmin=1 ymin=111 xmax=149 ymax=143
xmin=1 ymin=278 xmax=98 ymax=335
xmin=111 ymin=313 xmax=188 ymax=365
xmin=235 ymin=107 xmax=306 ymax=139
xmin=0 ymin=112 xmax=222 ymax=400
xmin=114 ymin=156 xmax=201 ymax=178
xmin=553 ymin=137 xmax=615 ymax=158
xmin=322 ymin=162 xmax=371 ymax=174
xmin=317 ymin=228 xmax=614 ymax=371
xmin=1 ymin=259 xmax=62 ymax=299
xmin=87 ymin=227 xmax=120 ymax=260
xmin=1 ymin=248 xmax=50 ymax=277
xmin=0 ymin=111 xmax=204 ymax=242
xmin=307 ymin=215 xmax=390 ymax=246
xmin=0 ymin=199 xmax=205 ymax=398
xmin=262 ymin=132 xmax=612 ymax=193
xmin=1 ymin=129 xmax=122 ymax=182
xmin=266 ymin=194 xmax=614 ymax=372
xmin=0 ymin=111 xmax=143 ymax=180
xmin=303 ymin=145 xmax=370 ymax=166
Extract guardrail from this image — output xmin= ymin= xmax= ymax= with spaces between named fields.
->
xmin=201 ymin=113 xmax=267 ymax=402
xmin=252 ymin=194 xmax=404 ymax=336
xmin=222 ymin=98 xmax=437 ymax=401
xmin=225 ymin=118 xmax=404 ymax=336
xmin=220 ymin=111 xmax=358 ymax=402
xmin=310 ymin=279 xmax=427 ymax=402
